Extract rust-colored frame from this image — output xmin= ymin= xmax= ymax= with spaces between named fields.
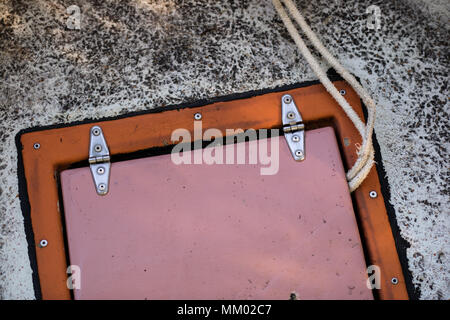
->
xmin=18 ymin=80 xmax=409 ymax=300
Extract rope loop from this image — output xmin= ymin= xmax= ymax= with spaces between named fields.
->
xmin=272 ymin=0 xmax=377 ymax=192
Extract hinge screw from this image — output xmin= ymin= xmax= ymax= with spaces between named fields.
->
xmin=391 ymin=277 xmax=399 ymax=285
xmin=292 ymin=135 xmax=300 ymax=142
xmin=94 ymin=144 xmax=102 ymax=152
xmin=33 ymin=143 xmax=41 ymax=150
xmin=97 ymin=167 xmax=105 ymax=175
xmin=194 ymin=113 xmax=202 ymax=120
xmin=92 ymin=128 xmax=101 ymax=136
xmin=98 ymin=183 xmax=106 ymax=192
xmin=283 ymin=95 xmax=292 ymax=104
xmin=369 ymin=190 xmax=378 ymax=198
xmin=287 ymin=112 xmax=295 ymax=119
xmin=295 ymin=150 xmax=304 ymax=158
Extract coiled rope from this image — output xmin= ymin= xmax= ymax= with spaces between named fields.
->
xmin=272 ymin=0 xmax=377 ymax=192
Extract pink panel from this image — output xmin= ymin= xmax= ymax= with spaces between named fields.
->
xmin=60 ymin=127 xmax=372 ymax=300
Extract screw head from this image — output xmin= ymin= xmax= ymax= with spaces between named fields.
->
xmin=92 ymin=128 xmax=101 ymax=136
xmin=33 ymin=143 xmax=41 ymax=150
xmin=97 ymin=167 xmax=105 ymax=175
xmin=39 ymin=239 xmax=48 ymax=248
xmin=369 ymin=190 xmax=378 ymax=198
xmin=292 ymin=135 xmax=300 ymax=142
xmin=287 ymin=112 xmax=296 ymax=120
xmin=194 ymin=113 xmax=202 ymax=120
xmin=340 ymin=89 xmax=346 ymax=96
xmin=391 ymin=277 xmax=399 ymax=285
xmin=295 ymin=150 xmax=304 ymax=158
xmin=283 ymin=95 xmax=292 ymax=104
xmin=98 ymin=183 xmax=106 ymax=192
xmin=94 ymin=144 xmax=102 ymax=152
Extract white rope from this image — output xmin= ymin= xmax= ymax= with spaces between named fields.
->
xmin=272 ymin=0 xmax=376 ymax=192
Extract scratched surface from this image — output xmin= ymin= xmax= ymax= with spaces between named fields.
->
xmin=60 ymin=128 xmax=372 ymax=300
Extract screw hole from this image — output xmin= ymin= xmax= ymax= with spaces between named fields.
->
xmin=391 ymin=277 xmax=398 ymax=285
xmin=340 ymin=89 xmax=346 ymax=95
xmin=194 ymin=113 xmax=202 ymax=120
xmin=33 ymin=143 xmax=40 ymax=150
xmin=39 ymin=239 xmax=48 ymax=248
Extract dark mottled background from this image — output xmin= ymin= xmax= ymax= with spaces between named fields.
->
xmin=0 ymin=0 xmax=448 ymax=299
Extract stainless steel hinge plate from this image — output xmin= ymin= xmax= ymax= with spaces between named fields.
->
xmin=282 ymin=94 xmax=305 ymax=161
xmin=89 ymin=126 xmax=111 ymax=195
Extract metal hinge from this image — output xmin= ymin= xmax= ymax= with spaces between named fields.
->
xmin=89 ymin=126 xmax=111 ymax=195
xmin=282 ymin=94 xmax=305 ymax=161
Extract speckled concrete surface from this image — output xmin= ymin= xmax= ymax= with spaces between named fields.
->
xmin=0 ymin=0 xmax=448 ymax=300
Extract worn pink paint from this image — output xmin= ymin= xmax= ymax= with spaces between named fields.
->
xmin=60 ymin=127 xmax=372 ymax=300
